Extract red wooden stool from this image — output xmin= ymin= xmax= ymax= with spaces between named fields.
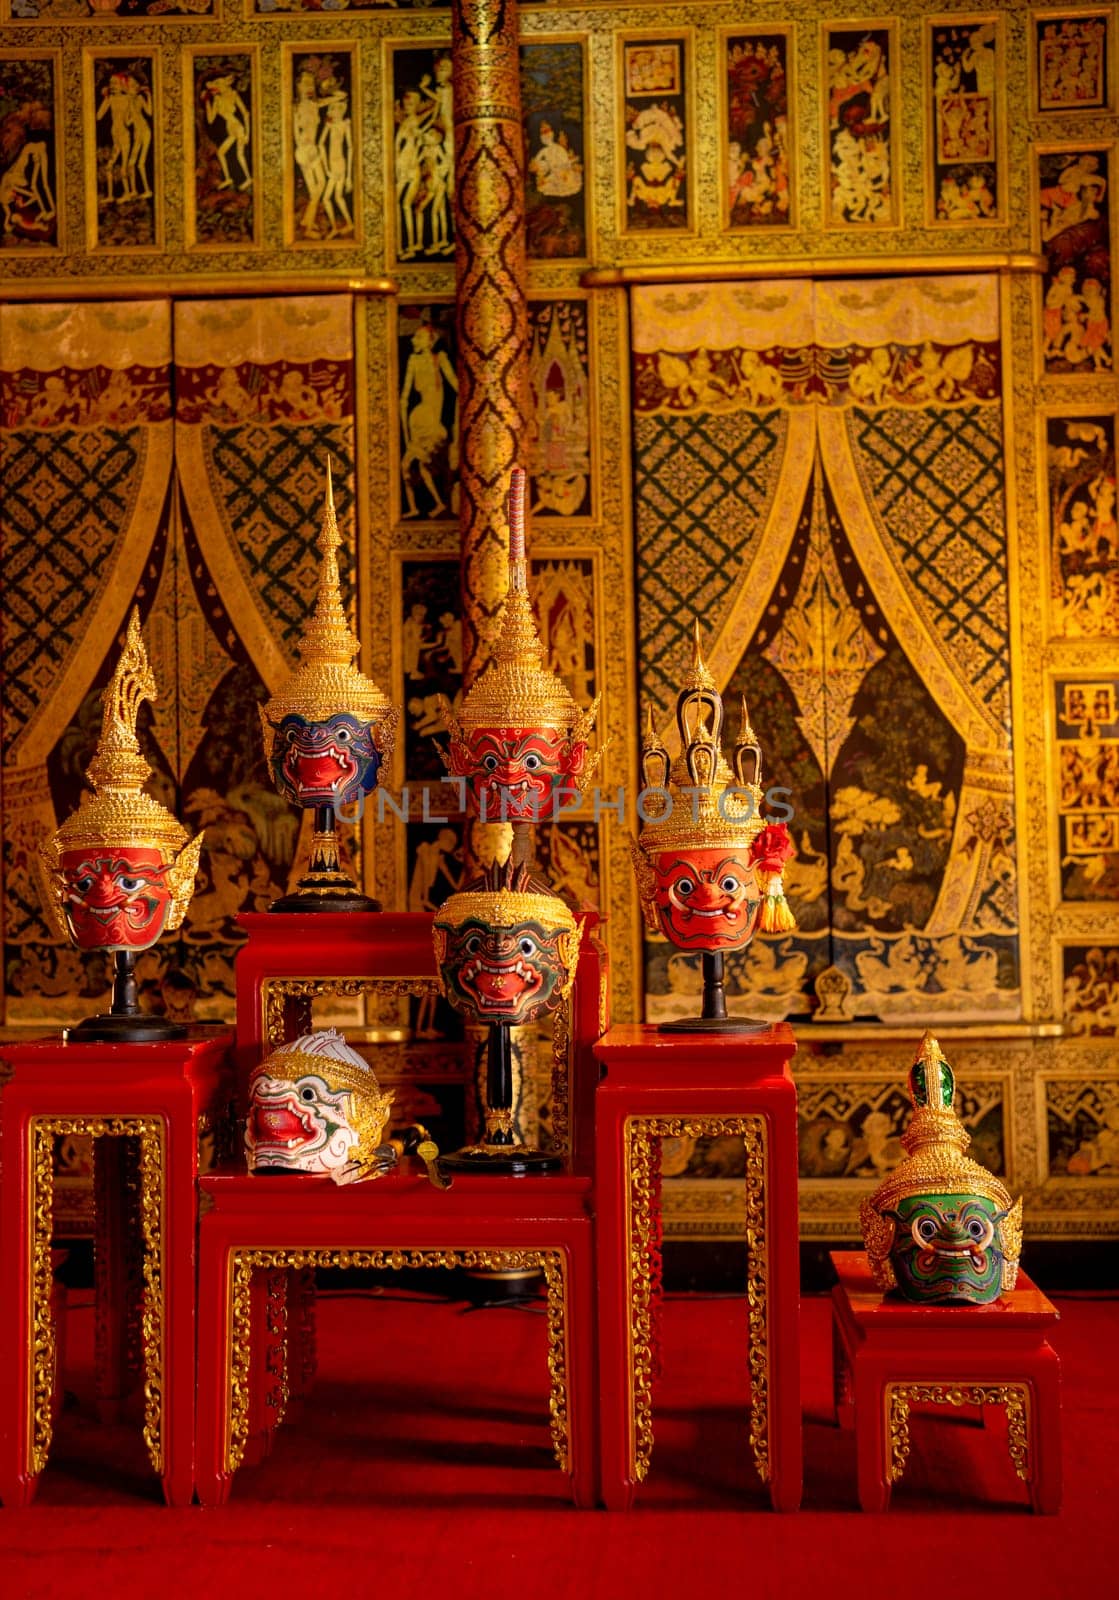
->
xmin=194 ymin=1166 xmax=597 ymax=1507
xmin=594 ymin=1023 xmax=801 ymax=1511
xmin=0 ymin=1029 xmax=232 ymax=1508
xmin=830 ymin=1250 xmax=1062 ymax=1513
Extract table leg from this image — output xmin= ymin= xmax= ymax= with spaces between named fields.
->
xmin=195 ymin=1235 xmax=234 ymax=1508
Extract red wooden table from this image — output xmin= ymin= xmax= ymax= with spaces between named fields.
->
xmin=0 ymin=1029 xmax=232 ymax=1507
xmin=594 ymin=1023 xmax=801 ymax=1511
xmin=830 ymin=1250 xmax=1062 ymax=1513
xmin=195 ymin=1164 xmax=597 ymax=1507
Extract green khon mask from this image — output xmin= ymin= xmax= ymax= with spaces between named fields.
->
xmin=860 ymin=1031 xmax=1023 ymax=1305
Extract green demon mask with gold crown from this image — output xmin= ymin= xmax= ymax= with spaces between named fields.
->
xmin=860 ymin=1031 xmax=1023 ymax=1305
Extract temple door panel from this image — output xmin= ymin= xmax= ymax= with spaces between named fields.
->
xmin=632 ymin=275 xmax=1019 ymax=1027
xmin=0 ymin=295 xmax=359 ymax=1029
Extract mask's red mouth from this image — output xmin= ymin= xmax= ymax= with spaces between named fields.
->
xmin=459 ymin=957 xmax=543 ymax=1010
xmin=251 ymin=1102 xmax=318 ymax=1149
xmin=284 ymin=745 xmax=357 ymax=797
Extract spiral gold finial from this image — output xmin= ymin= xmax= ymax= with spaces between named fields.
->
xmin=85 ymin=606 xmax=156 ymax=795
xmin=302 ymin=454 xmax=360 ymax=669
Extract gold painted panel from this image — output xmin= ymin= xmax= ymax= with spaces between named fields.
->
xmin=1041 ymin=407 xmax=1118 ymax=639
xmin=386 ymin=38 xmax=454 ymax=268
xmin=1030 ymin=7 xmax=1115 ymax=116
xmin=1052 ymin=675 xmax=1119 ymax=903
xmin=1035 ymin=140 xmax=1115 ymax=380
xmin=183 ymin=45 xmax=261 ymax=251
xmin=281 ymin=42 xmax=361 ymax=249
xmin=924 ymin=14 xmax=1005 ymax=229
xmin=83 ymin=48 xmax=163 ymax=253
xmin=616 ymin=27 xmax=694 ymax=237
xmin=0 ymin=49 xmax=62 ymax=252
xmin=716 ymin=24 xmax=795 ymax=233
xmin=821 ymin=18 xmax=899 ymax=230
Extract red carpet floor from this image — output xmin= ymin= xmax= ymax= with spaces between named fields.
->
xmin=2 ymin=1287 xmax=1116 ymax=1599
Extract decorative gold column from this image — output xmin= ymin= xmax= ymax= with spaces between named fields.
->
xmin=452 ymin=0 xmax=531 ymax=685
xmin=452 ymin=0 xmax=535 ymax=1148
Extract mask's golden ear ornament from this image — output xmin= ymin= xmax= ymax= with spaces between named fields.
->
xmin=631 ymin=620 xmax=796 ymax=1032
xmin=260 ymin=459 xmax=398 ymax=912
xmin=39 ymin=607 xmax=203 ymax=1041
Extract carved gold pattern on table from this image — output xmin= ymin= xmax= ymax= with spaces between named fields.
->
xmin=625 ymin=1113 xmax=769 ymax=1484
xmin=30 ymin=1115 xmax=163 ymax=1476
xmin=226 ymin=1246 xmax=570 ymax=1474
xmin=886 ymin=1381 xmax=1031 ymax=1483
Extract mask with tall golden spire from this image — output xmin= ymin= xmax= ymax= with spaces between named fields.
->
xmin=860 ymin=1031 xmax=1023 ymax=1304
xmin=40 ymin=606 xmax=203 ymax=953
xmin=439 ymin=465 xmax=602 ymax=823
xmin=261 ymin=459 xmax=397 ymax=814
xmin=630 ymin=619 xmax=795 ymax=955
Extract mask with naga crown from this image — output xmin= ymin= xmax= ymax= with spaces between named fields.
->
xmin=630 ymin=622 xmax=795 ymax=955
xmin=246 ymin=1029 xmax=395 ymax=1181
xmin=432 ymin=857 xmax=584 ymax=1027
xmin=860 ymin=1031 xmax=1023 ymax=1305
xmin=260 ymin=462 xmax=397 ymax=811
xmin=39 ymin=608 xmax=203 ymax=953
xmin=439 ymin=467 xmax=602 ymax=823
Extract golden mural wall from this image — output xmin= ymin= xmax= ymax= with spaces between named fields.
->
xmin=1 ymin=0 xmax=1116 ymax=1245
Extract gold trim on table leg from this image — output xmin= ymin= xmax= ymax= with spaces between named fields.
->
xmin=886 ymin=1382 xmax=1032 ymax=1485
xmin=224 ymin=1248 xmax=571 ymax=1476
xmin=30 ymin=1115 xmax=164 ymax=1477
xmin=624 ymin=1115 xmax=769 ymax=1485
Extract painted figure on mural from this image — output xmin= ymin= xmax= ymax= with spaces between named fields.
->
xmin=288 ymin=54 xmax=355 ymax=244
xmin=1048 ymin=416 xmax=1119 ymax=638
xmin=1039 ymin=148 xmax=1112 ymax=376
xmin=190 ymin=55 xmax=256 ymax=248
xmin=0 ymin=58 xmax=57 ymax=249
xmin=1037 ymin=14 xmax=1109 ymax=112
xmin=1055 ymin=678 xmax=1119 ymax=901
xmin=91 ymin=57 xmax=158 ymax=247
xmin=931 ymin=21 xmax=999 ymax=223
xmin=528 ymin=301 xmax=591 ymax=517
xmin=826 ymin=28 xmax=893 ymax=224
xmin=1062 ymin=946 xmax=1119 ymax=1038
xmin=393 ymin=50 xmax=454 ymax=262
xmin=521 ymin=41 xmax=588 ymax=259
xmin=724 ymin=34 xmax=791 ymax=227
xmin=203 ymin=71 xmax=251 ymax=193
xmin=623 ymin=39 xmax=688 ymax=232
xmin=400 ymin=318 xmax=459 ymax=520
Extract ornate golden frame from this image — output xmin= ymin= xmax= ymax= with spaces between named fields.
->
xmin=1028 ymin=7 xmax=1117 ymax=118
xmin=280 ymin=39 xmax=364 ymax=252
xmin=885 ymin=1381 xmax=1031 ymax=1484
xmin=714 ymin=22 xmax=798 ymax=236
xmin=818 ymin=16 xmax=902 ymax=233
xmin=29 ymin=1114 xmax=164 ymax=1477
xmin=921 ymin=12 xmax=1008 ymax=231
xmin=0 ymin=47 xmax=64 ymax=256
xmin=624 ymin=1112 xmax=769 ymax=1485
xmin=81 ymin=45 xmax=165 ymax=255
xmin=182 ymin=42 xmax=263 ymax=252
xmin=615 ymin=26 xmax=697 ymax=241
xmin=223 ymin=1244 xmax=571 ymax=1474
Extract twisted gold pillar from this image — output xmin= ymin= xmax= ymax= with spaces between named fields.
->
xmin=453 ymin=0 xmax=531 ymax=686
xmin=452 ymin=1 xmax=535 ymax=1150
